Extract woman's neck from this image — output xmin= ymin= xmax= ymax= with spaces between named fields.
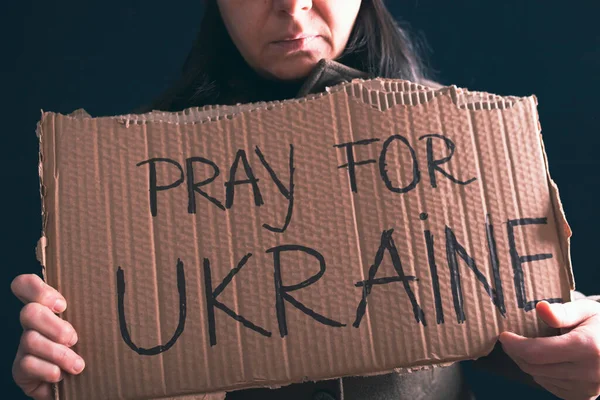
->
xmin=218 ymin=64 xmax=305 ymax=105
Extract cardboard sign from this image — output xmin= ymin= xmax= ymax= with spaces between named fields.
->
xmin=37 ymin=79 xmax=574 ymax=400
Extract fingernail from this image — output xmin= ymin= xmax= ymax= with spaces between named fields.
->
xmin=53 ymin=299 xmax=66 ymax=313
xmin=73 ymin=358 xmax=85 ymax=373
xmin=498 ymin=332 xmax=515 ymax=344
xmin=68 ymin=330 xmax=79 ymax=347
xmin=548 ymin=302 xmax=563 ymax=309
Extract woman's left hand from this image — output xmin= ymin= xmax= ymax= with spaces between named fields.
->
xmin=499 ymin=300 xmax=600 ymax=400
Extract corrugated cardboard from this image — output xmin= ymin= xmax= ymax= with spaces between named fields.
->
xmin=37 ymin=79 xmax=574 ymax=400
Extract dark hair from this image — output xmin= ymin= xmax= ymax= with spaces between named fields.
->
xmin=141 ymin=0 xmax=428 ymax=112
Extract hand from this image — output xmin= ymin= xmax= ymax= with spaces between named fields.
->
xmin=11 ymin=274 xmax=85 ymax=400
xmin=499 ymin=300 xmax=600 ymax=400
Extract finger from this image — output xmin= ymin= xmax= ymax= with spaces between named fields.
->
xmin=11 ymin=274 xmax=66 ymax=313
xmin=21 ymin=330 xmax=85 ymax=375
xmin=533 ymin=377 xmax=573 ymax=399
xmin=514 ymin=358 xmax=600 ymax=382
xmin=540 ymin=377 xmax=600 ymax=398
xmin=534 ymin=377 xmax=600 ymax=400
xmin=499 ymin=330 xmax=591 ymax=364
xmin=20 ymin=303 xmax=78 ymax=347
xmin=21 ymin=381 xmax=53 ymax=400
xmin=534 ymin=376 xmax=574 ymax=391
xmin=13 ymin=347 xmax=55 ymax=400
xmin=537 ymin=300 xmax=600 ymax=330
xmin=14 ymin=354 xmax=63 ymax=384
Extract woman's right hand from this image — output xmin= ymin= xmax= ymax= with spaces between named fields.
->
xmin=11 ymin=274 xmax=85 ymax=400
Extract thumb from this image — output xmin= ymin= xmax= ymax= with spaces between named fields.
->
xmin=536 ymin=299 xmax=599 ymax=329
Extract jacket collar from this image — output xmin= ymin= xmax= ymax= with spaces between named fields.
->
xmin=296 ymin=59 xmax=369 ymax=98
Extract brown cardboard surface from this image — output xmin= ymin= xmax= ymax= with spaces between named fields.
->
xmin=37 ymin=79 xmax=573 ymax=400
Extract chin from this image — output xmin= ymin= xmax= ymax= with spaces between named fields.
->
xmin=266 ymin=54 xmax=323 ymax=81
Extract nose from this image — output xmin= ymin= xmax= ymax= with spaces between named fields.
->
xmin=274 ymin=0 xmax=313 ymax=16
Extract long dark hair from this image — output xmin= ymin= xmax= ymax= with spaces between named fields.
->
xmin=141 ymin=0 xmax=428 ymax=112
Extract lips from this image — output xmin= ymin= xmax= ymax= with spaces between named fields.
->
xmin=274 ymin=33 xmax=319 ymax=42
xmin=271 ymin=34 xmax=320 ymax=52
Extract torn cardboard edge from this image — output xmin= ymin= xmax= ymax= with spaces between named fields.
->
xmin=153 ymin=392 xmax=226 ymax=400
xmin=36 ymin=111 xmax=49 ymax=286
xmin=540 ymin=137 xmax=575 ymax=293
xmin=54 ymin=79 xmax=525 ymax=126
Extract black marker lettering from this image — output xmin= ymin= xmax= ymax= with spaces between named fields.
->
xmin=424 ymin=230 xmax=444 ymax=324
xmin=418 ymin=134 xmax=476 ymax=188
xmin=334 ymin=138 xmax=380 ymax=193
xmin=203 ymin=254 xmax=271 ymax=346
xmin=267 ymin=245 xmax=346 ymax=337
xmin=485 ymin=215 xmax=506 ymax=315
xmin=507 ymin=218 xmax=561 ymax=311
xmin=255 ymin=145 xmax=295 ymax=233
xmin=136 ymin=158 xmax=185 ymax=217
xmin=116 ymin=259 xmax=186 ymax=355
xmin=186 ymin=157 xmax=225 ymax=213
xmin=225 ymin=150 xmax=264 ymax=209
xmin=445 ymin=226 xmax=506 ymax=324
xmin=354 ymin=229 xmax=426 ymax=327
xmin=379 ymin=135 xmax=420 ymax=194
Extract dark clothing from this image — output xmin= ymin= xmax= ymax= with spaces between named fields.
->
xmin=226 ymin=364 xmax=472 ymax=400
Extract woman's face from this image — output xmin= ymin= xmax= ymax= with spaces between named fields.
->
xmin=217 ymin=0 xmax=362 ymax=80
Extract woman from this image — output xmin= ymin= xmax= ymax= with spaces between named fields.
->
xmin=12 ymin=1 xmax=600 ymax=399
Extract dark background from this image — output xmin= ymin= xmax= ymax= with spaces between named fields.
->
xmin=3 ymin=1 xmax=598 ymax=399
